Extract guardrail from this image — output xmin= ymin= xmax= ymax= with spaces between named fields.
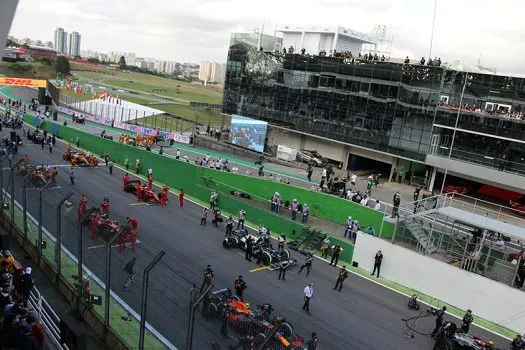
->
xmin=29 ymin=286 xmax=69 ymax=350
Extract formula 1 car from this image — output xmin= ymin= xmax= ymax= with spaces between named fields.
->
xmin=435 ymin=322 xmax=497 ymax=350
xmin=123 ymin=180 xmax=161 ymax=204
xmin=2 ymin=117 xmax=22 ymax=129
xmin=63 ymin=151 xmax=98 ymax=167
xmin=81 ymin=207 xmax=122 ymax=238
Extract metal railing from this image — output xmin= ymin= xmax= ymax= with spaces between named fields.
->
xmin=29 ymin=286 xmax=69 ymax=350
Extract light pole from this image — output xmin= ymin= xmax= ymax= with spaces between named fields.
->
xmin=440 ymin=70 xmax=469 ymax=194
xmin=428 ymin=0 xmax=438 ymax=60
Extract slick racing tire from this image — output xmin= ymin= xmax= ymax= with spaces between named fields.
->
xmin=208 ymin=302 xmax=219 ymax=317
xmin=282 ymin=249 xmax=290 ymax=260
xmin=277 ymin=322 xmax=293 ymax=338
xmin=262 ymin=251 xmax=272 ymax=265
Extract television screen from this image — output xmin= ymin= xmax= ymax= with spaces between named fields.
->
xmin=229 ymin=115 xmax=267 ymax=153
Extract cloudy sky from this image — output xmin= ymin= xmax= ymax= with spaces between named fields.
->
xmin=7 ymin=0 xmax=525 ymax=74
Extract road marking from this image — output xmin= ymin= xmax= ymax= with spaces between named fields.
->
xmin=23 ymin=185 xmax=62 ymax=191
xmin=88 ymin=240 xmax=142 ymax=250
xmin=249 ymin=266 xmax=271 ymax=273
xmin=3 ymin=164 xmax=71 ymax=170
xmin=130 ymin=202 xmax=150 ymax=206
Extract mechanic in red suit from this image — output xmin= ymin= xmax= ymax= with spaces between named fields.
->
xmin=90 ymin=212 xmax=101 ymax=239
xmin=159 ymin=191 xmax=167 ymax=207
xmin=122 ymin=173 xmax=129 ymax=191
xmin=78 ymin=194 xmax=88 ymax=221
xmin=101 ymin=196 xmax=110 ymax=216
xmin=135 ymin=183 xmax=144 ymax=202
xmin=127 ymin=216 xmax=139 ymax=252
xmin=179 ymin=189 xmax=185 ymax=207
xmin=147 ymin=174 xmax=153 ymax=190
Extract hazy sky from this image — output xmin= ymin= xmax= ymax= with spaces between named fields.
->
xmin=7 ymin=0 xmax=525 ymax=74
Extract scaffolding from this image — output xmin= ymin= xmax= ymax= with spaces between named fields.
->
xmin=362 ymin=25 xmax=393 ymax=59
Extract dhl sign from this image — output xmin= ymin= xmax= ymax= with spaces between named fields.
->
xmin=0 ymin=77 xmax=47 ymax=88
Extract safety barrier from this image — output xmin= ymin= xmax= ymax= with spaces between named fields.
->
xmin=29 ymin=287 xmax=70 ymax=350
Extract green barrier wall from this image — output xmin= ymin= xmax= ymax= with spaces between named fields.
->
xmin=201 ymin=168 xmax=394 ymax=237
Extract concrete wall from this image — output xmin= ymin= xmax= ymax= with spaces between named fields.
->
xmin=426 ymin=155 xmax=525 ymax=193
xmin=353 ymin=233 xmax=524 ymax=332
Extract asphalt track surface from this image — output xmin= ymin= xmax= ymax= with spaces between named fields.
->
xmin=2 ymin=123 xmax=510 ymax=350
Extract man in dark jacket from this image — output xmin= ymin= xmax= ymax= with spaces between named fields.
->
xmin=19 ymin=267 xmax=34 ymax=307
xmin=371 ymin=250 xmax=383 ymax=278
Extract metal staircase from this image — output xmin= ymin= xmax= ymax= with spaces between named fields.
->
xmin=403 ymin=214 xmax=438 ymax=255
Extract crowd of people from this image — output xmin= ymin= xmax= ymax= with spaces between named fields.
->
xmin=437 ymin=100 xmax=525 ymax=120
xmin=0 ymin=250 xmax=45 ymax=350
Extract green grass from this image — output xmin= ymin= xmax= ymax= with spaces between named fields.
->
xmin=148 ymin=103 xmax=228 ymax=125
xmin=103 ymin=79 xmax=222 ymax=104
xmin=0 ymin=61 xmax=57 ymax=79
xmin=73 ymin=70 xmax=223 ymax=104
xmin=8 ymin=197 xmax=166 ymax=349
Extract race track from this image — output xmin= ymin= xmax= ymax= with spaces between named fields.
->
xmin=1 ymin=124 xmax=508 ymax=350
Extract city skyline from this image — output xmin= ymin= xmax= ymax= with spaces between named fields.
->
xmin=7 ymin=0 xmax=525 ymax=75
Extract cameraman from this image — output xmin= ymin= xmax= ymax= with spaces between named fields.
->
xmin=433 ymin=321 xmax=456 ymax=350
xmin=461 ymin=309 xmax=473 ymax=334
xmin=511 ymin=334 xmax=524 ymax=350
xmin=431 ymin=306 xmax=447 ymax=338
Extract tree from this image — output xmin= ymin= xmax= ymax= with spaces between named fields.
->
xmin=55 ymin=56 xmax=71 ymax=76
xmin=118 ymin=55 xmax=126 ymax=68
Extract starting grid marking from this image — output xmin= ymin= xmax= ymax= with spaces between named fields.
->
xmin=23 ymin=185 xmax=62 ymax=190
xmin=87 ymin=239 xmax=142 ymax=250
xmin=129 ymin=202 xmax=150 ymax=206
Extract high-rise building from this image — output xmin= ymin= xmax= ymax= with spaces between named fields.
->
xmin=199 ymin=61 xmax=225 ymax=84
xmin=53 ymin=27 xmax=68 ymax=53
xmin=68 ymin=31 xmax=81 ymax=56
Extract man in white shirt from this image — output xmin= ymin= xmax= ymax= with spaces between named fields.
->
xmin=351 ymin=174 xmax=357 ymax=186
xmin=374 ymin=200 xmax=381 ymax=210
xmin=302 ymin=283 xmax=314 ymax=315
xmin=321 ymin=168 xmax=327 ymax=179
xmin=176 ymin=149 xmax=181 ymax=159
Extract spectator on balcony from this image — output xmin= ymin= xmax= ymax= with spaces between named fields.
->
xmin=404 ymin=56 xmax=410 ymax=64
xmin=420 ymin=57 xmax=426 ymax=65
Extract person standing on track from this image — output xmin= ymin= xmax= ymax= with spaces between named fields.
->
xmin=302 ymin=283 xmax=313 ymax=315
xmin=234 ymin=275 xmax=247 ymax=300
xmin=179 ymin=189 xmax=184 ymax=207
xmin=333 ymin=265 xmax=349 ymax=292
xmin=201 ymin=265 xmax=214 ymax=292
xmin=108 ymin=160 xmax=113 ymax=175
xmin=329 ymin=244 xmax=342 ymax=266
xmin=237 ymin=209 xmax=246 ymax=229
xmin=431 ymin=306 xmax=446 ymax=338
xmin=76 ymin=136 xmax=80 ymax=148
xmin=69 ymin=167 xmax=75 ymax=185
xmin=122 ymin=173 xmax=129 ymax=190
xmin=371 ymin=250 xmax=383 ymax=278
xmin=124 ymin=157 xmax=129 ymax=171
xmin=123 ymin=257 xmax=136 ymax=291
xmin=200 ymin=208 xmax=208 ymax=226
xmin=461 ymin=309 xmax=473 ymax=334
xmin=278 ymin=259 xmax=289 ymax=280
xmin=147 ymin=174 xmax=153 ymax=190
xmin=225 ymin=216 xmax=233 ymax=236
xmin=298 ymin=253 xmax=313 ymax=276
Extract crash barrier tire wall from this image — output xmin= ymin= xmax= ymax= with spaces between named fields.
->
xmin=26 ymin=115 xmax=358 ymax=258
xmin=0 ymin=215 xmax=130 ymax=350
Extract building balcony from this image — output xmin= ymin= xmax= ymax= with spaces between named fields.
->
xmin=426 ymin=146 xmax=525 ymax=193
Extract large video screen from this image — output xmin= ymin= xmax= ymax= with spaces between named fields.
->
xmin=230 ymin=115 xmax=267 ymax=153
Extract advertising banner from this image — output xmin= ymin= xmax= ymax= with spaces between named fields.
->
xmin=0 ymin=77 xmax=47 ymax=88
xmin=58 ymin=106 xmax=190 ymax=144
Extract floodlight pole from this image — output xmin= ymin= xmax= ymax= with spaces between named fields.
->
xmin=75 ymin=222 xmax=84 ymax=315
xmin=10 ymin=166 xmax=15 ymax=222
xmin=440 ymin=70 xmax=468 ymax=194
xmin=22 ymin=173 xmax=32 ymax=241
xmin=428 ymin=0 xmax=438 ymax=59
